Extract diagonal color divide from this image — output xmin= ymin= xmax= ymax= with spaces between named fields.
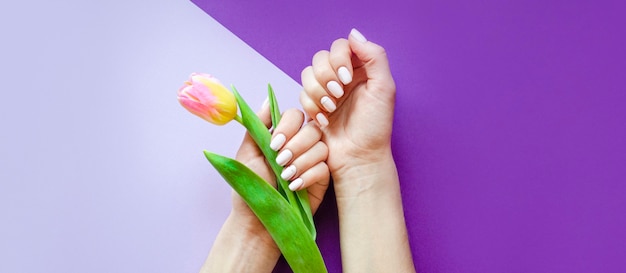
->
xmin=192 ymin=0 xmax=626 ymax=272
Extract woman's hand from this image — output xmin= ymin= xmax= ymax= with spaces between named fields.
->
xmin=230 ymin=102 xmax=330 ymax=240
xmin=299 ymin=29 xmax=416 ymax=273
xmin=299 ymin=29 xmax=396 ymax=181
xmin=201 ymin=102 xmax=330 ymax=273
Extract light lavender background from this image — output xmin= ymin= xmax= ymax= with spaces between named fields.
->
xmin=0 ymin=1 xmax=299 ymax=272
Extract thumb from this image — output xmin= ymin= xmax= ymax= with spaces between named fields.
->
xmin=347 ymin=28 xmax=394 ymax=86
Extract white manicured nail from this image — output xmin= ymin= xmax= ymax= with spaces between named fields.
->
xmin=269 ymin=134 xmax=286 ymax=151
xmin=281 ymin=165 xmax=297 ymax=180
xmin=289 ymin=178 xmax=304 ymax=191
xmin=326 ymin=80 xmax=344 ymax=98
xmin=316 ymin=113 xmax=329 ymax=127
xmin=276 ymin=149 xmax=293 ymax=166
xmin=337 ymin=67 xmax=352 ymax=85
xmin=260 ymin=97 xmax=269 ymax=110
xmin=320 ymin=96 xmax=337 ymax=112
xmin=350 ymin=28 xmax=367 ymax=43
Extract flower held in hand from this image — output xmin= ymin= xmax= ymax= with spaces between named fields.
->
xmin=178 ymin=74 xmax=325 ymax=273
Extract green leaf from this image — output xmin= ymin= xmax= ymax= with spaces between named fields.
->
xmin=296 ymin=189 xmax=315 ymax=237
xmin=231 ymin=86 xmax=297 ymax=205
xmin=204 ymin=152 xmax=327 ymax=273
xmin=267 ymin=84 xmax=288 ymax=198
xmin=268 ymin=84 xmax=281 ymax=130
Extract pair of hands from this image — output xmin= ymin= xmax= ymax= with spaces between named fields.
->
xmin=229 ymin=29 xmax=396 ymax=251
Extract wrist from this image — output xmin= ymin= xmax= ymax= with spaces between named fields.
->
xmin=224 ymin=213 xmax=279 ymax=255
xmin=331 ymin=148 xmax=399 ymax=199
xmin=329 ymin=148 xmax=415 ymax=272
xmin=201 ymin=214 xmax=281 ymax=273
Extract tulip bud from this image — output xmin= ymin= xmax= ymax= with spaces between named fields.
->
xmin=177 ymin=73 xmax=238 ymax=125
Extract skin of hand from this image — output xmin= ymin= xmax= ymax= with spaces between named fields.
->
xmin=299 ymin=29 xmax=396 ymax=188
xmin=300 ymin=29 xmax=416 ymax=273
xmin=200 ymin=103 xmax=330 ymax=273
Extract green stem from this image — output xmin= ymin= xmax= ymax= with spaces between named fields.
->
xmin=234 ymin=115 xmax=243 ymax=125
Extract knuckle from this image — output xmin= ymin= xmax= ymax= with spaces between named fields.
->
xmin=329 ymin=54 xmax=347 ymax=67
xmin=313 ymin=162 xmax=329 ymax=178
xmin=299 ymin=90 xmax=309 ymax=101
xmin=300 ymin=66 xmax=313 ymax=82
xmin=373 ymin=44 xmax=387 ymax=57
xmin=312 ymin=50 xmax=330 ymax=62
xmin=299 ymin=92 xmax=318 ymax=111
xmin=319 ymin=161 xmax=329 ymax=173
xmin=318 ymin=141 xmax=329 ymax=157
xmin=283 ymin=108 xmax=304 ymax=120
xmin=313 ymin=66 xmax=332 ymax=80
xmin=331 ymin=38 xmax=348 ymax=47
xmin=275 ymin=109 xmax=305 ymax=137
xmin=304 ymin=122 xmax=322 ymax=135
xmin=301 ymin=95 xmax=314 ymax=107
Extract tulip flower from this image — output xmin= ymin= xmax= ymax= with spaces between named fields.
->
xmin=177 ymin=73 xmax=238 ymax=125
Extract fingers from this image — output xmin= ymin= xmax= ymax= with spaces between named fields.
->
xmin=269 ymin=110 xmax=328 ymax=191
xmin=300 ymin=38 xmax=354 ymax=128
xmin=329 ymin=39 xmax=353 ymax=86
xmin=289 ymin=161 xmax=329 ymax=192
xmin=299 ymin=161 xmax=330 ymax=204
xmin=282 ymin=133 xmax=329 ymax=192
xmin=285 ymin=142 xmax=327 ymax=179
xmin=269 ymin=108 xmax=305 ymax=151
xmin=300 ymin=29 xmax=394 ymax=128
xmin=300 ymin=69 xmax=328 ymax=127
xmin=311 ymin=52 xmax=339 ymax=113
xmin=347 ymin=28 xmax=394 ymax=88
xmin=274 ymin=122 xmax=322 ymax=167
xmin=312 ymin=40 xmax=352 ymax=98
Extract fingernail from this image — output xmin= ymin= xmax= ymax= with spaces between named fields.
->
xmin=270 ymin=134 xmax=286 ymax=151
xmin=261 ymin=97 xmax=269 ymax=109
xmin=350 ymin=28 xmax=367 ymax=43
xmin=316 ymin=113 xmax=329 ymax=127
xmin=326 ymin=80 xmax=344 ymax=98
xmin=289 ymin=178 xmax=304 ymax=191
xmin=281 ymin=165 xmax=297 ymax=180
xmin=320 ymin=96 xmax=337 ymax=112
xmin=276 ymin=149 xmax=293 ymax=166
xmin=338 ymin=67 xmax=352 ymax=85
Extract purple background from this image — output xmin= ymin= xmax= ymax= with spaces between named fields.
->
xmin=193 ymin=0 xmax=626 ymax=272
